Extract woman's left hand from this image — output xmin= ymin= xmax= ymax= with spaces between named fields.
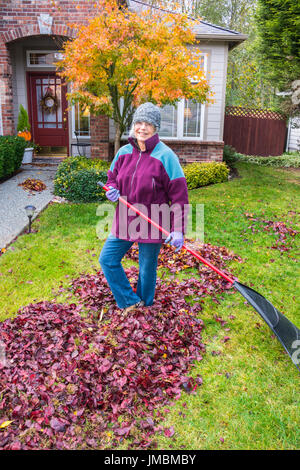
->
xmin=165 ymin=232 xmax=184 ymax=252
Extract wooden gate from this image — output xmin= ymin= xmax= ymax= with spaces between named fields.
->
xmin=223 ymin=107 xmax=288 ymax=156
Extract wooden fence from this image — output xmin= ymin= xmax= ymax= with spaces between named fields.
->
xmin=223 ymin=106 xmax=288 ymax=156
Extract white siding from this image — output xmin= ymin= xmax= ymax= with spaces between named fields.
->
xmin=201 ymin=42 xmax=228 ymax=141
xmin=109 ymin=117 xmax=116 ymax=142
xmin=287 ymin=118 xmax=300 ymax=152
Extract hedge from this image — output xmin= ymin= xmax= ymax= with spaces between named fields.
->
xmin=0 ymin=135 xmax=27 ymax=179
xmin=183 ymin=161 xmax=229 ymax=189
xmin=54 ymin=156 xmax=109 ymax=202
xmin=234 ymin=152 xmax=300 ymax=168
xmin=54 ymin=155 xmax=110 ymax=180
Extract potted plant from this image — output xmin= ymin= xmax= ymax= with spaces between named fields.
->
xmin=17 ymin=104 xmax=34 ymax=163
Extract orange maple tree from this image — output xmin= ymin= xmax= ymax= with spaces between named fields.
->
xmin=56 ymin=0 xmax=213 ymax=152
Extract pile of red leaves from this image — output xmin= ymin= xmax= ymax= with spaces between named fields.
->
xmin=0 ymin=241 xmax=239 ymax=450
xmin=244 ymin=213 xmax=298 ymax=252
xmin=18 ymin=178 xmax=47 ymax=192
xmin=0 ymin=286 xmax=204 ymax=449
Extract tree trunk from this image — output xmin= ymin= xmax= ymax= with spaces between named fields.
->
xmin=114 ymin=122 xmax=122 ymax=155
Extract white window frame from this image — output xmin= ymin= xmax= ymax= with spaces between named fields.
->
xmin=71 ymin=102 xmax=90 ymax=139
xmin=26 ymin=50 xmax=64 ymax=68
xmin=121 ymin=53 xmax=207 ymax=141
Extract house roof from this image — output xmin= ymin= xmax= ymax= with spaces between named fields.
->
xmin=126 ymin=0 xmax=248 ymax=50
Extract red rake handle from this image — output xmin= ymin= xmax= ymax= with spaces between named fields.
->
xmin=98 ymin=182 xmax=235 ymax=284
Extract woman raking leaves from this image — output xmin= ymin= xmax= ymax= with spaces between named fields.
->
xmin=99 ymin=103 xmax=189 ymax=315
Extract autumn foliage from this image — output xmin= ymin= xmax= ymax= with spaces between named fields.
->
xmin=56 ymin=0 xmax=212 ymax=150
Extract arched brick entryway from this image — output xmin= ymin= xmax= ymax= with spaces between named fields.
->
xmin=0 ymin=13 xmax=110 ymax=159
xmin=0 ymin=22 xmax=76 ymax=135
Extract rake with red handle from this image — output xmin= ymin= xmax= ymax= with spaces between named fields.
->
xmin=98 ymin=181 xmax=300 ymax=371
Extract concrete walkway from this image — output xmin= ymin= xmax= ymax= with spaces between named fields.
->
xmin=0 ymin=160 xmax=63 ymax=250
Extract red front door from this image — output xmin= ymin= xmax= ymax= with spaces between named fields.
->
xmin=27 ymin=72 xmax=69 ymax=152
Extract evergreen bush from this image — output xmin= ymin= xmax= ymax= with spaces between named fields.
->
xmin=0 ymin=135 xmax=27 ymax=179
xmin=54 ymin=156 xmax=109 ymax=202
xmin=183 ymin=162 xmax=229 ymax=190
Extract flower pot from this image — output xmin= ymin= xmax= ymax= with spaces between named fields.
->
xmin=22 ymin=147 xmax=34 ymax=164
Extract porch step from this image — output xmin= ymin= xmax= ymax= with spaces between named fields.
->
xmin=36 ymin=155 xmax=67 ymax=159
xmin=38 ymin=146 xmax=67 ymax=156
xmin=34 ymin=156 xmax=66 ymax=164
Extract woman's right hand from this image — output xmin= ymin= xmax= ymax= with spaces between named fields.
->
xmin=106 ymin=186 xmax=120 ymax=202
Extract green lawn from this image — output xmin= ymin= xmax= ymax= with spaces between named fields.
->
xmin=0 ymin=162 xmax=299 ymax=449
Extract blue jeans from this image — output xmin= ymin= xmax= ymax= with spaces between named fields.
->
xmin=99 ymin=233 xmax=162 ymax=309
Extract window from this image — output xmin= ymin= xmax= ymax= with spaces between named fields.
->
xmin=183 ymin=99 xmax=203 ymax=138
xmin=122 ymin=53 xmax=207 ymax=141
xmin=72 ymin=103 xmax=90 ymax=138
xmin=26 ymin=50 xmax=64 ymax=67
xmin=35 ymin=77 xmax=63 ymax=129
xmin=159 ymin=104 xmax=178 ymax=137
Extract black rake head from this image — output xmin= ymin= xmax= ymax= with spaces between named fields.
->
xmin=234 ymin=281 xmax=300 ymax=372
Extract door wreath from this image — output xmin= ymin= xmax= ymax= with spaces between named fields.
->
xmin=40 ymin=86 xmax=59 ymax=114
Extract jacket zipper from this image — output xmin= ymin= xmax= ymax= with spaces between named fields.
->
xmin=130 ymin=151 xmax=142 ymax=192
xmin=152 ymin=177 xmax=156 ymax=199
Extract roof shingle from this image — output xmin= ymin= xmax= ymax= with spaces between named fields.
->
xmin=127 ymin=0 xmax=247 ymax=46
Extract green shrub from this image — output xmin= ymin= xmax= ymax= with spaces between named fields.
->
xmin=55 ymin=155 xmax=110 ymax=180
xmin=54 ymin=156 xmax=110 ymax=202
xmin=183 ymin=161 xmax=229 ymax=190
xmin=0 ymin=135 xmax=27 ymax=179
xmin=0 ymin=140 xmax=14 ymax=178
xmin=54 ymin=168 xmax=108 ymax=202
xmin=223 ymin=144 xmax=238 ymax=166
xmin=234 ymin=152 xmax=300 ymax=167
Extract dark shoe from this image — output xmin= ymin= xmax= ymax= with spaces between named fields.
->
xmin=121 ymin=300 xmax=145 ymax=315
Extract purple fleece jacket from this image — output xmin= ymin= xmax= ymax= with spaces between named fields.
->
xmin=106 ymin=133 xmax=189 ymax=243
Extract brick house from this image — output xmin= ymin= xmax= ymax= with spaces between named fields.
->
xmin=0 ymin=0 xmax=247 ymax=163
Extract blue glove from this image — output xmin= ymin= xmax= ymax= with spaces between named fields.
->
xmin=106 ymin=186 xmax=120 ymax=202
xmin=165 ymin=231 xmax=184 ymax=252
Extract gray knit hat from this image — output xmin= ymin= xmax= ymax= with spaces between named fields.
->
xmin=132 ymin=102 xmax=161 ymax=131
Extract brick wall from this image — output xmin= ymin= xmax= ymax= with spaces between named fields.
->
xmin=163 ymin=140 xmax=224 ymax=165
xmin=90 ymin=115 xmax=110 ymax=160
xmin=109 ymin=139 xmax=224 ymax=164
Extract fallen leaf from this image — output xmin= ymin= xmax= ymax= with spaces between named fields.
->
xmin=0 ymin=420 xmax=13 ymax=429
